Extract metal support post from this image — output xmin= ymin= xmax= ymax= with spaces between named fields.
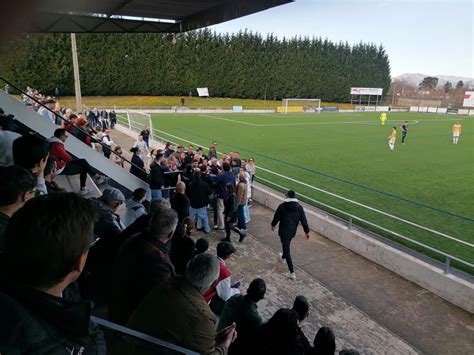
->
xmin=70 ymin=33 xmax=82 ymax=113
xmin=444 ymin=257 xmax=450 ymax=274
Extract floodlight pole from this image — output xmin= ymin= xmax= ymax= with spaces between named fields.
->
xmin=70 ymin=33 xmax=83 ymax=113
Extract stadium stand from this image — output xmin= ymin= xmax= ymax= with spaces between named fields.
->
xmin=0 ymin=80 xmax=358 ymax=354
xmin=1 ymin=81 xmax=472 ymax=354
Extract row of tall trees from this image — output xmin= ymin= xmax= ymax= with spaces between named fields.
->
xmin=0 ymin=30 xmax=391 ymax=101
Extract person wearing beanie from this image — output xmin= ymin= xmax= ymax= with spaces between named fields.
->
xmin=90 ymin=187 xmax=126 ymax=240
xmin=271 ymin=190 xmax=310 ymax=280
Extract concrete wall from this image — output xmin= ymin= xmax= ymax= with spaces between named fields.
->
xmin=252 ymin=183 xmax=474 ymax=313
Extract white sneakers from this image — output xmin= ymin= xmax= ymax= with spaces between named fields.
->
xmin=79 ymin=187 xmax=94 ymax=196
xmin=95 ymin=175 xmax=109 ymax=185
xmin=278 ymin=252 xmax=285 ymax=264
xmin=278 ymin=253 xmax=295 ymax=279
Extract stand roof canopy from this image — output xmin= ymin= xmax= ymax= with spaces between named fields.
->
xmin=30 ymin=0 xmax=293 ymax=33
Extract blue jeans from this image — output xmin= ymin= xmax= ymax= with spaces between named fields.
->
xmin=151 ymin=189 xmax=162 ymax=200
xmin=243 ymin=203 xmax=250 ymax=223
xmin=190 ymin=207 xmax=210 ymax=234
xmin=237 ymin=205 xmax=247 ymax=230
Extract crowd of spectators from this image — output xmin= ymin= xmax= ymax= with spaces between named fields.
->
xmin=0 ymin=88 xmax=360 ymax=354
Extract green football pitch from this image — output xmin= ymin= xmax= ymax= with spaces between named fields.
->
xmin=129 ymin=111 xmax=474 ymax=272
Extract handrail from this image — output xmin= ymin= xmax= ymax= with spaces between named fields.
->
xmin=256 ymin=166 xmax=474 ymax=248
xmin=256 ymin=176 xmax=474 ymax=271
xmin=124 ymin=122 xmax=473 ymax=275
xmin=146 ymin=123 xmax=473 ymax=247
xmin=91 ymin=316 xmax=199 ymax=355
xmin=0 ymin=77 xmax=147 ymax=174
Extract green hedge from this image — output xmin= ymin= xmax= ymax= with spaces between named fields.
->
xmin=0 ymin=30 xmax=391 ymax=101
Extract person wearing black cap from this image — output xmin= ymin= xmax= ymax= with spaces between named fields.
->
xmin=271 ymin=190 xmax=310 ymax=280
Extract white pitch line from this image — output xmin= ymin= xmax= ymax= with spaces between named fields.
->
xmin=146 ymin=125 xmax=472 ymax=249
xmin=199 ymin=114 xmax=421 ymax=128
xmin=258 ymin=119 xmax=420 ymax=127
xmin=198 ymin=114 xmax=260 ymax=126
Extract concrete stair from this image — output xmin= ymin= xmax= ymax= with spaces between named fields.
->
xmin=54 ymin=174 xmax=102 ymax=198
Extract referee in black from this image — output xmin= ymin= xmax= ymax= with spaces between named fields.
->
xmin=401 ymin=121 xmax=408 ymax=144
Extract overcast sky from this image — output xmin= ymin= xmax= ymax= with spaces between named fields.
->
xmin=207 ymin=0 xmax=473 ymax=78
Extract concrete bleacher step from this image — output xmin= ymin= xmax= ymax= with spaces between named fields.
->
xmin=54 ymin=174 xmax=102 ymax=198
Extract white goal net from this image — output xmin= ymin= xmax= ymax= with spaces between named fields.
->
xmin=281 ymin=98 xmax=321 ymax=114
xmin=126 ymin=109 xmax=153 ymax=138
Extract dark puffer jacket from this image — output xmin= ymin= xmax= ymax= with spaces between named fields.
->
xmin=0 ymin=280 xmax=106 ymax=355
xmin=271 ymin=199 xmax=309 ymax=239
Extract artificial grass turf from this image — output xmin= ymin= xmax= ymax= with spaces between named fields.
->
xmin=143 ymin=111 xmax=474 ymax=271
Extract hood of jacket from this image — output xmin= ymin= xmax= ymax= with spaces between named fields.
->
xmin=48 ymin=136 xmax=64 ymax=145
xmin=126 ymin=199 xmax=144 ymax=210
xmin=281 ymin=198 xmax=301 ymax=211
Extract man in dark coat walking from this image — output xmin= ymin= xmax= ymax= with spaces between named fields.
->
xmin=271 ymin=190 xmax=310 ymax=280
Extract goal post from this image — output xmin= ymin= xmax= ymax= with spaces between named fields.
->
xmin=280 ymin=98 xmax=321 ymax=114
xmin=126 ymin=109 xmax=153 ymax=140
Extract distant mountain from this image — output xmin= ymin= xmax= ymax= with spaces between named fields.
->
xmin=394 ymin=73 xmax=474 ymax=87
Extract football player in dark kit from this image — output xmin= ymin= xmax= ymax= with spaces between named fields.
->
xmin=401 ymin=121 xmax=408 ymax=144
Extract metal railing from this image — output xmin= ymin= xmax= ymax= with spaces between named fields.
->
xmin=0 ymin=77 xmax=148 ymax=175
xmin=92 ymin=316 xmax=198 ymax=355
xmin=116 ymin=118 xmax=474 ymax=277
xmin=255 ymin=176 xmax=474 ymax=276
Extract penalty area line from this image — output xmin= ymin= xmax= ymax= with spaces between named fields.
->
xmin=198 ymin=114 xmax=260 ymax=126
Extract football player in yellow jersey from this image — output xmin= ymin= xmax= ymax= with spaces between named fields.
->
xmin=380 ymin=112 xmax=387 ymax=125
xmin=452 ymin=121 xmax=462 ymax=144
xmin=388 ymin=126 xmax=397 ymax=151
